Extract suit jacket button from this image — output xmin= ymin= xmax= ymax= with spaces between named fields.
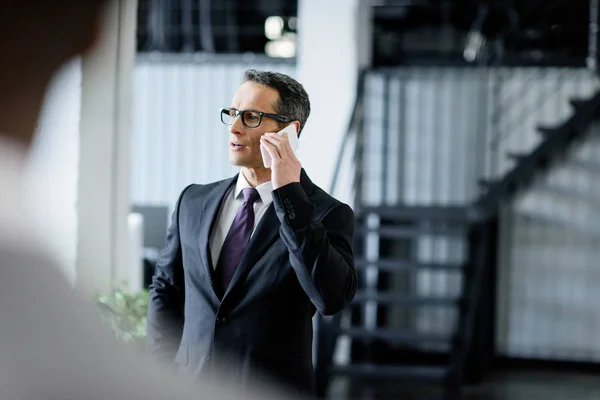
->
xmin=283 ymin=198 xmax=292 ymax=205
xmin=289 ymin=213 xmax=296 ymax=220
xmin=206 ymin=356 xmax=212 ymax=361
xmin=217 ymin=317 xmax=226 ymax=324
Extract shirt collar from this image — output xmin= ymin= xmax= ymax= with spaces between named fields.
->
xmin=235 ymin=171 xmax=273 ymax=206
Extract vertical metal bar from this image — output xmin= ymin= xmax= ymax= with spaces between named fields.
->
xmin=199 ymin=0 xmax=216 ymax=53
xmin=147 ymin=0 xmax=167 ymax=51
xmin=449 ymin=217 xmax=490 ymax=385
xmin=349 ymin=72 xmax=367 ymax=366
xmin=397 ymin=77 xmax=407 ymax=204
xmin=181 ymin=0 xmax=195 ymax=52
xmin=385 ymin=78 xmax=400 ymax=205
xmin=223 ymin=0 xmax=239 ymax=52
xmin=474 ymin=68 xmax=488 ymax=186
xmin=490 ymin=69 xmax=503 ymax=179
xmin=377 ymin=73 xmax=390 ymax=353
xmin=432 ymin=69 xmax=443 ymax=338
xmin=354 ymin=72 xmax=367 ymax=211
xmin=475 ymin=215 xmax=498 ymax=378
xmin=381 ymin=73 xmax=391 ymax=203
xmin=588 ymin=0 xmax=599 ymax=71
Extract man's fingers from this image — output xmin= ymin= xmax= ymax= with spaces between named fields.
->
xmin=260 ymin=137 xmax=281 ymax=160
xmin=262 ymin=135 xmax=288 ymax=158
xmin=264 ymin=133 xmax=290 ymax=157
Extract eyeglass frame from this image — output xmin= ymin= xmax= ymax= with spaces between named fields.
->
xmin=220 ymin=107 xmax=293 ymax=128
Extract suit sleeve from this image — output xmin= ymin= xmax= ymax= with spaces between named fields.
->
xmin=272 ymin=183 xmax=357 ymax=316
xmin=146 ymin=185 xmax=192 ymax=363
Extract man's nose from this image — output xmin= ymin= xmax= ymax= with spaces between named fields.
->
xmin=230 ymin=114 xmax=245 ymax=134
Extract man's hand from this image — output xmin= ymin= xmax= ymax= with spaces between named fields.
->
xmin=260 ymin=132 xmax=301 ymax=190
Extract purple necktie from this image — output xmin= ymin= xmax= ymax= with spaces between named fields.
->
xmin=216 ymin=188 xmax=261 ymax=296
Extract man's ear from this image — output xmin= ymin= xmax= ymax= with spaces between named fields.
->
xmin=293 ymin=120 xmax=301 ymax=137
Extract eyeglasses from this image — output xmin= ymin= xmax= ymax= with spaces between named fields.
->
xmin=220 ymin=108 xmax=292 ymax=128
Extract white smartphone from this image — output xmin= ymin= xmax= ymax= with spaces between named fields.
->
xmin=261 ymin=123 xmax=299 ymax=168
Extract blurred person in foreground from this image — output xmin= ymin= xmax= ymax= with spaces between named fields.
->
xmin=0 ymin=1 xmax=292 ymax=399
xmin=147 ymin=69 xmax=357 ymax=398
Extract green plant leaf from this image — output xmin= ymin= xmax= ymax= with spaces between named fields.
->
xmin=94 ymin=284 xmax=150 ymax=345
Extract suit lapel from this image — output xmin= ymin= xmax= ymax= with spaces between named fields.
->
xmin=198 ymin=175 xmax=237 ymax=294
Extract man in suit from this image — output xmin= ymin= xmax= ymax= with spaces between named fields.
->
xmin=0 ymin=1 xmax=288 ymax=399
xmin=147 ymin=69 xmax=357 ymax=396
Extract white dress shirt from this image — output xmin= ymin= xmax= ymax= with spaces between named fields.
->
xmin=209 ymin=172 xmax=274 ymax=269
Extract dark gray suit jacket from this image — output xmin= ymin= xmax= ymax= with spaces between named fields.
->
xmin=147 ymin=169 xmax=357 ymax=396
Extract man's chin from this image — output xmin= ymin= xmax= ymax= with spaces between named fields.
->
xmin=229 ymin=155 xmax=245 ymax=167
xmin=230 ymin=156 xmax=263 ymax=169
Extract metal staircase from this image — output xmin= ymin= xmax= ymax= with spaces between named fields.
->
xmin=314 ymin=70 xmax=600 ymax=398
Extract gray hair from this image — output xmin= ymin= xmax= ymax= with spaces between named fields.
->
xmin=243 ymin=69 xmax=311 ymax=136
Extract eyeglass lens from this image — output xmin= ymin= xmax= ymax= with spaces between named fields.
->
xmin=221 ymin=109 xmax=262 ymax=128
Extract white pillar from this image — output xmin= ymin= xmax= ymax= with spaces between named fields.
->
xmin=296 ymin=0 xmax=372 ymax=195
xmin=76 ymin=0 xmax=138 ymax=295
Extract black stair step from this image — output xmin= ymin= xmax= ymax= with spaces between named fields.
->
xmin=475 ymin=91 xmax=600 ymax=219
xmin=336 ymin=327 xmax=454 ymax=345
xmin=355 ymin=225 xmax=466 ymax=239
xmin=352 ymin=291 xmax=464 ymax=306
xmin=330 ymin=363 xmax=449 ymax=381
xmin=354 ymin=258 xmax=465 ymax=272
xmin=357 ymin=205 xmax=476 ymax=223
